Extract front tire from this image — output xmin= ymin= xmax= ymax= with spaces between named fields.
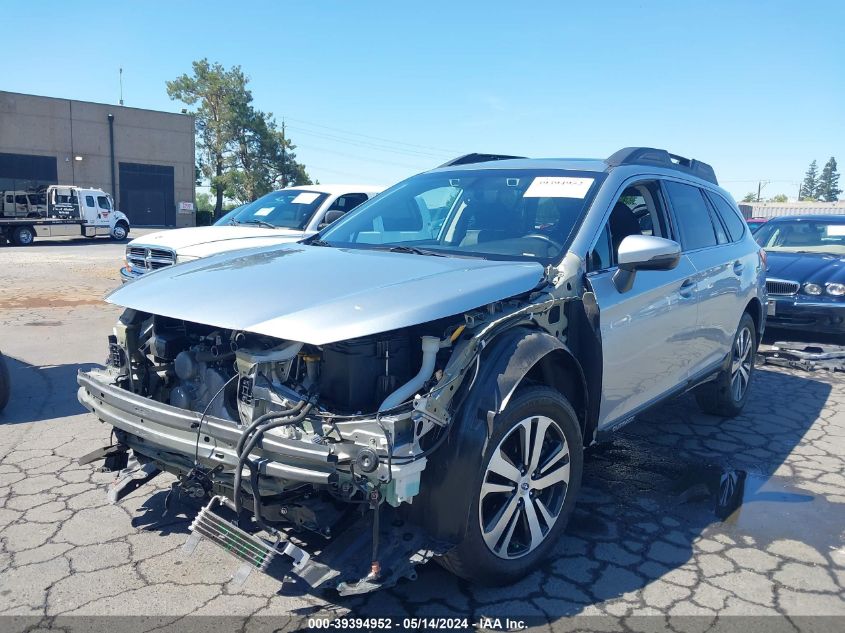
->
xmin=695 ymin=312 xmax=756 ymax=417
xmin=439 ymin=386 xmax=583 ymax=584
xmin=111 ymin=222 xmax=129 ymax=241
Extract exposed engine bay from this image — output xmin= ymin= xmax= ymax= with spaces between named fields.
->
xmin=99 ymin=308 xmax=477 ymax=512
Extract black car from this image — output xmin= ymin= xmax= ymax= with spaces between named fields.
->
xmin=755 ymin=215 xmax=845 ymax=339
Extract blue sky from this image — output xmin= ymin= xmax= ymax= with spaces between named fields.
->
xmin=1 ymin=0 xmax=842 ymax=201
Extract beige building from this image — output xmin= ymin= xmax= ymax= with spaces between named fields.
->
xmin=739 ymin=200 xmax=845 ymax=219
xmin=0 ymin=90 xmax=195 ymax=226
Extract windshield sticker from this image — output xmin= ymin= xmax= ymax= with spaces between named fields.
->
xmin=291 ymin=192 xmax=320 ymax=205
xmin=253 ymin=207 xmax=274 ymax=217
xmin=523 ymin=176 xmax=594 ymax=199
xmin=827 ymin=225 xmax=845 ymax=236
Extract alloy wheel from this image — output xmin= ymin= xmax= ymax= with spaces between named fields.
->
xmin=478 ymin=415 xmax=571 ymax=559
xmin=731 ymin=326 xmax=753 ymax=401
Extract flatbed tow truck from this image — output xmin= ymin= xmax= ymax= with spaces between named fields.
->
xmin=0 ymin=185 xmax=130 ymax=246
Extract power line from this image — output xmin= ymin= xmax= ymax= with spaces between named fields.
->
xmin=306 ymin=163 xmax=386 ymax=180
xmin=295 ymin=142 xmax=433 ymax=171
xmin=287 ymin=125 xmax=451 ymax=159
xmin=283 ymin=115 xmax=463 ymax=155
xmin=721 ymin=179 xmax=801 ymax=184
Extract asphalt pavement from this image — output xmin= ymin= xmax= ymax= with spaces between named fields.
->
xmin=0 ymin=232 xmax=843 ymax=630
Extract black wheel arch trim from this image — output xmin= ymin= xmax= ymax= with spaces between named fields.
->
xmin=406 ymin=325 xmax=588 ymax=542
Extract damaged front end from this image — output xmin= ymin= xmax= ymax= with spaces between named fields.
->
xmin=77 ymin=295 xmax=559 ymax=593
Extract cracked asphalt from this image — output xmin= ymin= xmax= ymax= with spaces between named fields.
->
xmin=0 ymin=234 xmax=844 ymax=630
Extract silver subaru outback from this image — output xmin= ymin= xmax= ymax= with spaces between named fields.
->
xmin=77 ymin=147 xmax=766 ymax=593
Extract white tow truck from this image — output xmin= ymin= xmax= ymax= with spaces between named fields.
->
xmin=0 ymin=185 xmax=130 ymax=246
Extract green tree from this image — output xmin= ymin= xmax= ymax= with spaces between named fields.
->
xmin=194 ymin=192 xmax=214 ymax=225
xmin=195 ymin=192 xmax=213 ymax=213
xmin=741 ymin=192 xmax=757 ymax=203
xmin=768 ymin=194 xmax=788 ymax=203
xmin=167 ymin=60 xmax=246 ymax=217
xmin=799 ymin=160 xmax=819 ymax=201
xmin=167 ymin=60 xmax=312 ymax=215
xmin=816 ymin=157 xmax=841 ymax=202
xmin=221 ymin=108 xmax=311 ymax=204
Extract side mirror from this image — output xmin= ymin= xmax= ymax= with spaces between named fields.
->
xmin=320 ymin=209 xmax=345 ymax=228
xmin=612 ymin=235 xmax=681 ymax=293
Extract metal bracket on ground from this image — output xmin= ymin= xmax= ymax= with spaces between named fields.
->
xmin=757 ymin=341 xmax=845 ymax=372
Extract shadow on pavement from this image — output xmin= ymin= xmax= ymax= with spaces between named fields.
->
xmin=0 ymin=355 xmax=97 ymax=424
xmin=109 ymin=364 xmax=841 ymax=620
xmin=1 ymin=237 xmax=128 ymax=248
xmin=314 ymin=366 xmax=842 ymax=619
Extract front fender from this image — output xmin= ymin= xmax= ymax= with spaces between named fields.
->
xmin=408 ymin=326 xmax=585 ymax=542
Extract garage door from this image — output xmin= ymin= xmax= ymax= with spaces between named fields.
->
xmin=119 ymin=162 xmax=174 ymax=226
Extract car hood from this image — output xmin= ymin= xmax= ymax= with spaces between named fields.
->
xmin=765 ymin=250 xmax=845 ymax=284
xmin=107 ymin=245 xmax=546 ymax=345
xmin=128 ymin=226 xmax=307 ymax=252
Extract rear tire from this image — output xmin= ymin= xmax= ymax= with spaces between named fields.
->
xmin=11 ymin=226 xmax=35 ymax=246
xmin=695 ymin=312 xmax=756 ymax=417
xmin=438 ymin=386 xmax=583 ymax=584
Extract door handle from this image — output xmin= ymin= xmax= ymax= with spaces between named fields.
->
xmin=733 ymin=260 xmax=745 ymax=275
xmin=679 ymin=279 xmax=695 ymax=298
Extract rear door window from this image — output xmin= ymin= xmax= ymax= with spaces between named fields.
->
xmin=663 ymin=181 xmax=718 ymax=251
xmin=707 ymin=192 xmax=746 ymax=242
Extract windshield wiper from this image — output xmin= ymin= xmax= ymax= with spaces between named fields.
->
xmin=228 ymin=219 xmax=241 ymax=225
xmin=241 ymin=219 xmax=276 ymax=229
xmin=382 ymin=245 xmax=446 ymax=257
xmin=307 ymin=239 xmax=333 ymax=247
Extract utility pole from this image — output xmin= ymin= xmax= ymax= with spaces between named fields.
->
xmin=119 ymin=68 xmax=124 ymax=106
xmin=757 ymin=181 xmax=762 ymax=203
xmin=280 ymin=118 xmax=287 ymax=188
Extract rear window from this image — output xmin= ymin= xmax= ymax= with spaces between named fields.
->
xmin=664 ymin=181 xmax=718 ymax=251
xmin=707 ymin=192 xmax=746 ymax=242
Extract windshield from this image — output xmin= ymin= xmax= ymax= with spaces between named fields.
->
xmin=318 ymin=169 xmax=603 ymax=262
xmin=224 ymin=190 xmax=329 ymax=230
xmin=213 ymin=205 xmax=246 ymax=226
xmin=755 ymin=219 xmax=845 ymax=255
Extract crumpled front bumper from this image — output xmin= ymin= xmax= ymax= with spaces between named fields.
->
xmin=76 ymin=369 xmax=338 ymax=487
xmin=77 ymin=368 xmax=445 ymax=595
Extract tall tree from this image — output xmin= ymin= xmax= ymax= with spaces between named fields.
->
xmin=741 ymin=192 xmax=757 ymax=203
xmin=167 ymin=60 xmax=247 ymax=216
xmin=222 ymin=108 xmax=311 ymax=204
xmin=167 ymin=60 xmax=311 ymax=215
xmin=799 ymin=160 xmax=819 ymax=201
xmin=816 ymin=157 xmax=841 ymax=202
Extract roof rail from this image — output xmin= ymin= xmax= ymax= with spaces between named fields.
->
xmin=437 ymin=153 xmax=525 ymax=168
xmin=606 ymin=147 xmax=718 ymax=185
